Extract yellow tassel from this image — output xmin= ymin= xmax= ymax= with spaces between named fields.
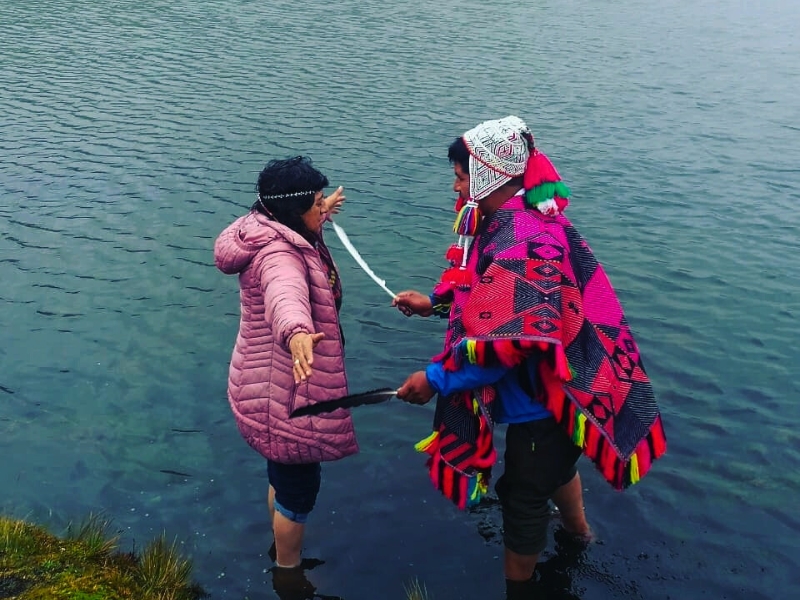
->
xmin=573 ymin=412 xmax=587 ymax=447
xmin=415 ymin=431 xmax=439 ymax=453
xmin=629 ymin=453 xmax=640 ymax=484
xmin=472 ymin=398 xmax=480 ymax=415
xmin=469 ymin=473 xmax=489 ymax=502
xmin=466 ymin=340 xmax=477 ymax=365
xmin=469 ymin=477 xmax=480 ymax=502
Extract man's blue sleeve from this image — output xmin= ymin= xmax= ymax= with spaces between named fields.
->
xmin=425 ymin=360 xmax=509 ymax=396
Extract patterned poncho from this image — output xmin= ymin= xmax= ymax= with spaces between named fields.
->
xmin=417 ymin=194 xmax=667 ymax=509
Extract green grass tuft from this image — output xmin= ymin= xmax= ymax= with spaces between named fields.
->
xmin=404 ymin=577 xmax=432 ymax=600
xmin=0 ymin=515 xmax=206 ymax=600
xmin=136 ymin=534 xmax=195 ymax=598
xmin=64 ymin=513 xmax=119 ymax=559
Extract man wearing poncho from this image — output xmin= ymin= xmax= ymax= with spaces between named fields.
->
xmin=394 ymin=116 xmax=666 ymax=596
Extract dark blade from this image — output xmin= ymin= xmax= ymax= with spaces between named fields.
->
xmin=289 ymin=388 xmax=396 ymax=418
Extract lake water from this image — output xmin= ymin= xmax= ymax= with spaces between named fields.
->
xmin=1 ymin=0 xmax=799 ymax=598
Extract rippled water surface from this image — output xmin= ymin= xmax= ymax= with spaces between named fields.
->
xmin=2 ymin=0 xmax=799 ymax=598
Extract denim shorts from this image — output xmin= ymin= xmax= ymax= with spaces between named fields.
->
xmin=494 ymin=418 xmax=582 ymax=555
xmin=267 ymin=460 xmax=322 ymax=524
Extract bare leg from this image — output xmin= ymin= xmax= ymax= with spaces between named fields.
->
xmin=505 ymin=472 xmax=589 ymax=588
xmin=552 ymin=472 xmax=591 ymax=536
xmin=268 ymin=485 xmax=276 ymax=521
xmin=268 ymin=485 xmax=304 ymax=568
xmin=272 ymin=511 xmax=304 ymax=568
xmin=504 ymin=548 xmax=540 ymax=581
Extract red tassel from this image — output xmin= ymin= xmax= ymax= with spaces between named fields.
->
xmin=650 ymin=416 xmax=668 ymax=456
xmin=458 ymin=476 xmax=468 ymax=510
xmin=453 ymin=196 xmax=466 ymax=212
xmin=555 ymin=346 xmax=572 ymax=381
xmin=523 ymin=150 xmax=561 ymax=189
xmin=601 ymin=445 xmax=618 ymax=487
xmin=554 ymin=196 xmax=569 ymax=212
xmin=494 ymin=340 xmax=532 ymax=367
xmin=442 ymin=465 xmax=454 ymax=499
xmin=633 ymin=442 xmax=653 ymax=476
xmin=430 ymin=452 xmax=441 ymax=488
xmin=445 ymin=244 xmax=464 ymax=265
xmin=440 ymin=266 xmax=471 ymax=287
xmin=474 ymin=341 xmax=485 ymax=366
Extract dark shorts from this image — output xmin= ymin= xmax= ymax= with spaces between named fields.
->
xmin=267 ymin=460 xmax=322 ymax=524
xmin=494 ymin=418 xmax=582 ymax=555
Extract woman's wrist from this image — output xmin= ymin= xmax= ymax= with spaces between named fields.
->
xmin=287 ymin=328 xmax=310 ymax=349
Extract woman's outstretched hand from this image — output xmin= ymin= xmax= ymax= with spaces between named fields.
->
xmin=396 ymin=370 xmax=435 ymax=405
xmin=289 ymin=332 xmax=326 ymax=383
xmin=392 ymin=290 xmax=434 ymax=317
xmin=324 ymin=186 xmax=345 ymax=215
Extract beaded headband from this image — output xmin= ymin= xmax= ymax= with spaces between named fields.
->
xmin=256 ymin=190 xmax=317 ymax=215
xmin=258 ymin=190 xmax=317 ymax=200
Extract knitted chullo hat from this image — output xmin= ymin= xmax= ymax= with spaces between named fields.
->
xmin=463 ymin=115 xmax=571 ymax=214
xmin=463 ymin=115 xmax=531 ymax=200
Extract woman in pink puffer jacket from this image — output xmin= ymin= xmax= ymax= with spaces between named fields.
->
xmin=214 ymin=156 xmax=358 ymax=570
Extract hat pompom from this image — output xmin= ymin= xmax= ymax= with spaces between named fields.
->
xmin=523 ymin=150 xmax=561 ymax=189
xmin=524 ymin=150 xmax=571 ymax=214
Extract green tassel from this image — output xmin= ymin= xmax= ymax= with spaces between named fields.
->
xmin=525 ymin=181 xmax=571 ymax=206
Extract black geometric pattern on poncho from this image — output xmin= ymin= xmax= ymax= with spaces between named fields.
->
xmin=487 ymin=317 xmax=526 ymax=336
xmin=479 ymin=211 xmax=517 ymax=253
xmin=563 ymin=300 xmax=657 ymax=457
xmin=528 ymin=239 xmax=565 ymax=263
xmin=449 ymin=315 xmax=467 ymax=342
xmin=563 ymin=224 xmax=598 ymax=289
xmin=494 ymin=258 xmax=560 ymax=293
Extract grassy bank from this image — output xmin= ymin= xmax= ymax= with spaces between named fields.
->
xmin=0 ymin=514 xmax=205 ymax=600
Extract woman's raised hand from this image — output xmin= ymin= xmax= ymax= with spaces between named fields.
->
xmin=324 ymin=186 xmax=345 ymax=215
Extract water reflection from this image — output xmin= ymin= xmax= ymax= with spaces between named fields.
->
xmin=501 ymin=527 xmax=589 ymax=600
xmin=531 ymin=527 xmax=588 ymax=600
xmin=270 ymin=558 xmax=343 ymax=600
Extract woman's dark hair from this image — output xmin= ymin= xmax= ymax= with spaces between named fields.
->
xmin=447 ymin=136 xmax=470 ymax=174
xmin=252 ymin=156 xmax=329 ymax=237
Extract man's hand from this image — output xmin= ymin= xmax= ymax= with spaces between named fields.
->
xmin=392 ymin=290 xmax=434 ymax=317
xmin=396 ymin=370 xmax=435 ymax=405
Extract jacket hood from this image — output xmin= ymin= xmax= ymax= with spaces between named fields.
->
xmin=214 ymin=212 xmax=311 ymax=274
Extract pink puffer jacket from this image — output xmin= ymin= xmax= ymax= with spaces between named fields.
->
xmin=214 ymin=211 xmax=358 ymax=464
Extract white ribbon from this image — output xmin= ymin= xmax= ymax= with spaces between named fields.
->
xmin=330 ymin=220 xmax=395 ymax=298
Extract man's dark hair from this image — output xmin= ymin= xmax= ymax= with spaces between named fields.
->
xmin=252 ymin=156 xmax=329 ymax=238
xmin=448 ymin=137 xmax=470 ymax=174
